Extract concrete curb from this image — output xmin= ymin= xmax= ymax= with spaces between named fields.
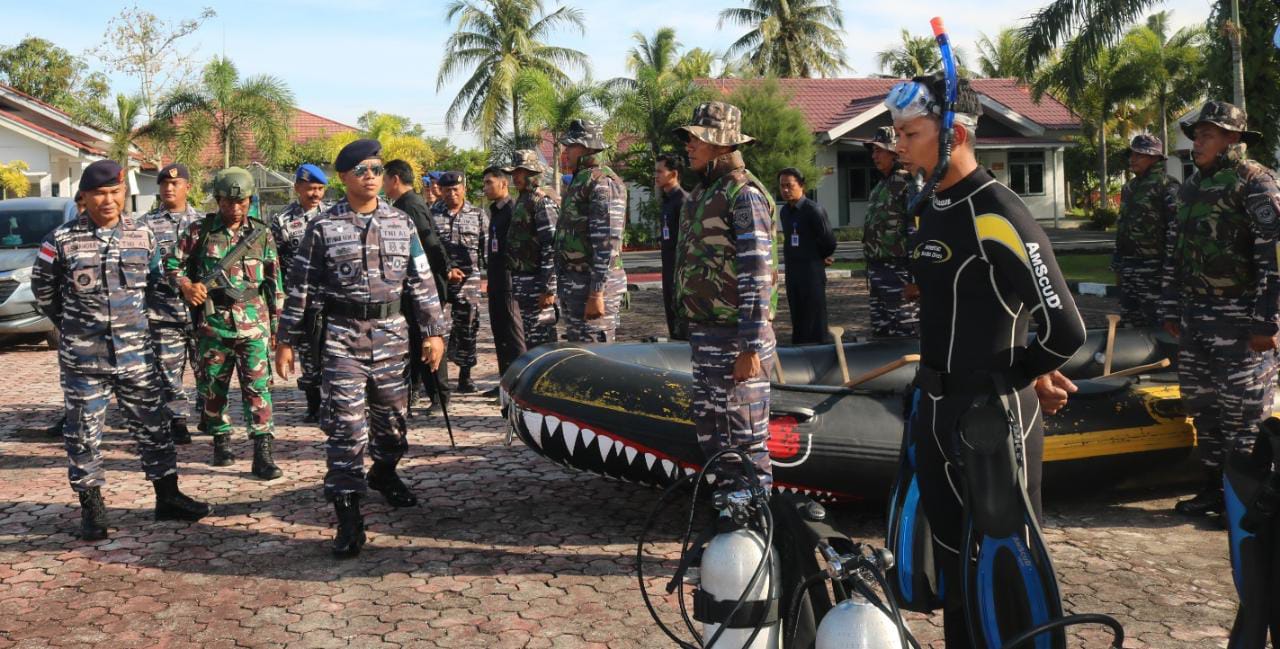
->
xmin=1069 ymin=281 xmax=1120 ymax=298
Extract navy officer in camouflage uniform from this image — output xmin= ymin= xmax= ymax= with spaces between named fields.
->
xmin=431 ymin=171 xmax=487 ymax=393
xmin=555 ymin=119 xmax=627 ymax=342
xmin=504 ymin=149 xmax=560 ymax=348
xmin=143 ymin=163 xmax=203 ymax=444
xmin=861 ymin=126 xmax=919 ymax=338
xmin=1114 ymin=134 xmax=1179 ymax=327
xmin=275 ymin=139 xmax=448 ymax=558
xmin=1161 ymin=101 xmax=1280 ymax=518
xmin=270 ymin=163 xmax=330 ymax=422
xmin=32 ymin=159 xmax=211 ymax=541
xmin=674 ymin=102 xmax=778 ymax=490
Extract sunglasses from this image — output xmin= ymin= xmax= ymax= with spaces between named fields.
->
xmin=350 ymin=163 xmax=385 ymax=178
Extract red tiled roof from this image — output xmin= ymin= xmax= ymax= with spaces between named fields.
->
xmin=186 ymin=108 xmax=357 ymax=167
xmin=700 ymin=77 xmax=1080 ymax=133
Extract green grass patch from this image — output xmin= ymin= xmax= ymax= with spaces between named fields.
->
xmin=829 ymin=260 xmax=865 ymax=272
xmin=1055 ymin=253 xmax=1113 ymax=284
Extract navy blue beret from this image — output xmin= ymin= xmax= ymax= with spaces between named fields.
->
xmin=295 ymin=163 xmax=328 ymax=185
xmin=158 ymin=163 xmax=189 ymax=181
xmin=79 ymin=160 xmax=125 ymax=192
xmin=334 ymin=138 xmax=382 ymax=173
xmin=437 ymin=171 xmax=464 ymax=187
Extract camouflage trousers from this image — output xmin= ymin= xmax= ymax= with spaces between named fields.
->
xmin=149 ymin=323 xmax=192 ymax=422
xmin=198 ymin=335 xmax=274 ymax=439
xmin=689 ymin=323 xmax=777 ymax=491
xmin=61 ymin=365 xmax=177 ymax=492
xmin=322 ymin=351 xmax=410 ymax=498
xmin=867 ymin=261 xmax=919 ymax=338
xmin=295 ymin=315 xmax=322 ymax=392
xmin=446 ymin=277 xmax=481 ymax=369
xmin=1177 ymin=323 xmax=1278 ymax=470
xmin=511 ymin=272 xmax=558 ymax=348
xmin=558 ymin=269 xmax=626 ymax=343
xmin=1116 ymin=257 xmax=1163 ymax=327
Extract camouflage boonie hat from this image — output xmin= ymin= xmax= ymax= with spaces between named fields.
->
xmin=502 ymin=149 xmax=546 ymax=174
xmin=674 ymin=101 xmax=755 ymax=147
xmin=1181 ymin=100 xmax=1262 ymax=145
xmin=558 ymin=119 xmax=607 ymax=151
xmin=862 ymin=126 xmax=898 ymax=153
xmin=1124 ymin=134 xmax=1166 ymax=159
xmin=212 ymin=167 xmax=255 ymax=199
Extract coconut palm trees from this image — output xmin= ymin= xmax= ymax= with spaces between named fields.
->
xmin=151 ymin=56 xmax=294 ymax=168
xmin=974 ymin=28 xmax=1030 ymax=79
xmin=1123 ymin=12 xmax=1206 ymax=151
xmin=718 ymin=0 xmax=848 ymax=77
xmin=436 ymin=0 xmax=588 ymax=145
xmin=517 ymin=71 xmax=604 ymax=194
xmin=103 ymin=94 xmax=143 ymax=169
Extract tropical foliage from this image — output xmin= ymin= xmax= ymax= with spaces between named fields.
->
xmin=0 ymin=37 xmax=110 ymax=121
xmin=718 ymin=0 xmax=848 ymax=77
xmin=726 ymin=79 xmax=820 ymax=195
xmin=0 ymin=161 xmax=30 ymax=199
xmin=1203 ymin=0 xmax=1280 ymax=167
xmin=974 ymin=28 xmax=1030 ymax=79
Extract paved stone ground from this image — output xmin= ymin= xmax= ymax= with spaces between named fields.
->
xmin=0 ymin=278 xmax=1237 ymax=648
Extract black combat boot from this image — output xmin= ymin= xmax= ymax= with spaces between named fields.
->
xmin=211 ymin=435 xmax=235 ymax=466
xmin=303 ymin=387 xmax=321 ymax=424
xmin=456 ymin=368 xmax=476 ymax=394
xmin=331 ymin=494 xmax=366 ymax=558
xmin=77 ymin=487 xmax=108 ymax=540
xmin=1175 ymin=469 xmax=1225 ymax=516
xmin=46 ymin=414 xmax=66 ymax=438
xmin=170 ymin=418 xmax=192 ymax=445
xmin=152 ymin=474 xmax=212 ymax=522
xmin=367 ymin=462 xmax=418 ymax=507
xmin=251 ymin=435 xmax=283 ymax=480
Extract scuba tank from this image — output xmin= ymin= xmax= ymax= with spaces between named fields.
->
xmin=697 ymin=489 xmax=782 ymax=649
xmin=813 ymin=543 xmax=910 ymax=649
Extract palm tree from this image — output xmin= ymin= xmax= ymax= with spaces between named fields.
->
xmin=718 ymin=0 xmax=848 ymax=77
xmin=876 ymin=29 xmax=969 ymax=78
xmin=151 ymin=57 xmax=294 ymax=168
xmin=1123 ymin=12 xmax=1206 ymax=151
xmin=1034 ymin=38 xmax=1148 ymax=208
xmin=517 ymin=71 xmax=602 ymax=194
xmin=673 ymin=48 xmax=718 ymax=80
xmin=974 ymin=28 xmax=1030 ymax=79
xmin=104 ymin=94 xmax=143 ymax=169
xmin=436 ymin=0 xmax=587 ymax=144
xmin=627 ymin=28 xmax=681 ymax=78
xmin=1020 ymin=0 xmax=1164 ymax=89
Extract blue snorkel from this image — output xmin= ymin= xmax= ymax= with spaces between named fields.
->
xmin=904 ymin=17 xmax=960 ymax=216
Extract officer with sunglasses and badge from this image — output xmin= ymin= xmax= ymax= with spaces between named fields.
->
xmin=275 ymin=139 xmax=448 ymax=558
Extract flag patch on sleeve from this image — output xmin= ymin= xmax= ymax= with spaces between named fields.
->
xmin=36 ymin=241 xmax=56 ymax=264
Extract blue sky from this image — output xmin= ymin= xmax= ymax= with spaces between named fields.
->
xmin=1 ymin=0 xmax=1213 ymax=147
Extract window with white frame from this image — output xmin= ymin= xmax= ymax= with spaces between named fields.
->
xmin=1008 ymin=151 xmax=1046 ymax=196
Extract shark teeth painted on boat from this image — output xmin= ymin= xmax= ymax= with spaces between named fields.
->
xmin=506 ymin=402 xmax=844 ymax=501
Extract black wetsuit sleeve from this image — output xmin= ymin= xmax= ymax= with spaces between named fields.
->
xmin=980 ymin=198 xmax=1086 ymax=384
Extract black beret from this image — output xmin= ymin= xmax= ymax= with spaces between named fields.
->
xmin=158 ymin=163 xmax=190 ymax=181
xmin=79 ymin=160 xmax=125 ymax=192
xmin=334 ymin=138 xmax=382 ymax=173
xmin=437 ymin=171 xmax=464 ymax=187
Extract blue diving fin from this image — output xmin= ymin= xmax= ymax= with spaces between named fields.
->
xmin=1224 ymin=418 xmax=1280 ymax=649
xmin=886 ymin=388 xmax=945 ymax=613
xmin=957 ymin=400 xmax=1065 ymax=649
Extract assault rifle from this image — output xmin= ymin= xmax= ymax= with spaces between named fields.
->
xmin=193 ymin=224 xmax=268 ymax=318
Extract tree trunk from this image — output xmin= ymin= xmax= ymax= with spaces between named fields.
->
xmin=512 ymin=86 xmax=521 ymax=145
xmin=552 ymin=141 xmax=562 ymax=195
xmin=1159 ymin=95 xmax=1169 ymax=156
xmin=1229 ymin=0 xmax=1246 ymax=110
xmin=223 ymin=130 xmax=230 ymax=168
xmin=1097 ymin=115 xmax=1108 ymax=210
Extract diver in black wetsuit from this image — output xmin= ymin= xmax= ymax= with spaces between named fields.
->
xmin=891 ymin=72 xmax=1087 ymax=647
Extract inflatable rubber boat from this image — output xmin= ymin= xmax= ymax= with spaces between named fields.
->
xmin=500 ymin=328 xmax=1190 ymax=501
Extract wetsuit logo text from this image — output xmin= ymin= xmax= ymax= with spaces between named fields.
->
xmin=1026 ymin=242 xmax=1063 ymax=309
xmin=913 ymin=239 xmax=952 ymax=263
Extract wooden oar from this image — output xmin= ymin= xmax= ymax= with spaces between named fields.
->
xmin=1102 ymin=357 xmax=1171 ymax=379
xmin=1102 ymin=313 xmax=1121 ymax=376
xmin=844 ymin=354 xmax=921 ymax=388
xmin=828 ymin=326 xmax=850 ymax=384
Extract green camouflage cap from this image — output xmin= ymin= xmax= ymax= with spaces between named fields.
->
xmin=212 ymin=167 xmax=255 ymax=199
xmin=558 ymin=119 xmax=607 ymax=151
xmin=674 ymin=101 xmax=755 ymax=147
xmin=862 ymin=126 xmax=898 ymax=153
xmin=502 ymin=149 xmax=546 ymax=174
xmin=1124 ymin=133 xmax=1167 ymax=159
xmin=1181 ymin=100 xmax=1262 ymax=145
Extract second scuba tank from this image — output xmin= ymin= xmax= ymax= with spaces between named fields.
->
xmin=814 ymin=595 xmax=904 ymax=649
xmin=698 ymin=522 xmax=782 ymax=649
